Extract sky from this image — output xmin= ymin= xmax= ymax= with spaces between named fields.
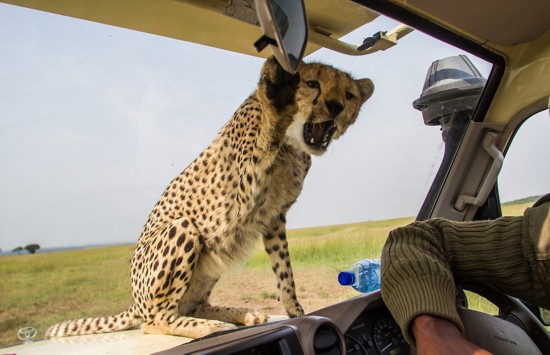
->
xmin=1 ymin=3 xmax=549 ymax=250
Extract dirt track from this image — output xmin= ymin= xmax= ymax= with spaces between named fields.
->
xmin=211 ymin=266 xmax=358 ymax=316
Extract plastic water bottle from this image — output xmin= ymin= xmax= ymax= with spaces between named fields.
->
xmin=338 ymin=258 xmax=381 ymax=293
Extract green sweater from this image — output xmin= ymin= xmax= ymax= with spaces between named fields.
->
xmin=380 ymin=196 xmax=550 ymax=346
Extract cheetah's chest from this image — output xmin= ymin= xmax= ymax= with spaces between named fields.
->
xmin=201 ymin=144 xmax=310 ymax=263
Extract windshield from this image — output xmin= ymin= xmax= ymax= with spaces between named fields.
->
xmin=0 ymin=3 xmax=502 ymax=347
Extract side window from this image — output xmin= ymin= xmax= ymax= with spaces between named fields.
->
xmin=498 ymin=110 xmax=550 ymax=216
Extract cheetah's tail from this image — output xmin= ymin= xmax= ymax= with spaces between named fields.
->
xmin=45 ymin=305 xmax=142 ymax=339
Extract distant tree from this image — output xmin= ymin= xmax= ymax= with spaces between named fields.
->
xmin=12 ymin=246 xmax=24 ymax=254
xmin=24 ymin=244 xmax=41 ymax=254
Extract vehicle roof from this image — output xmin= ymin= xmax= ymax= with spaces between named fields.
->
xmin=0 ymin=0 xmax=378 ymax=58
xmin=393 ymin=0 xmax=549 ymax=48
xmin=3 ymin=0 xmax=548 ymax=56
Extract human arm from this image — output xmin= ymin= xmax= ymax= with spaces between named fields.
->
xmin=381 ymin=196 xmax=550 ymax=347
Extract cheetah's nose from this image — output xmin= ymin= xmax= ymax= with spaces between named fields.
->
xmin=325 ymin=100 xmax=344 ymax=118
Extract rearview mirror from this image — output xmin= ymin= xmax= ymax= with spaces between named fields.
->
xmin=254 ymin=0 xmax=308 ymax=74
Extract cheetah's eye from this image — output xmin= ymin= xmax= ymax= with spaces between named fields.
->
xmin=306 ymin=80 xmax=320 ymax=89
xmin=346 ymin=91 xmax=356 ymax=100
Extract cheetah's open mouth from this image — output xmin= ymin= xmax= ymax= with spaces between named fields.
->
xmin=303 ymin=120 xmax=337 ymax=150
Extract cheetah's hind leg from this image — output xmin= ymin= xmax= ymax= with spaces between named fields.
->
xmin=141 ymin=311 xmax=237 ymax=339
xmin=179 ymin=275 xmax=270 ymax=327
xmin=139 ymin=217 xmax=238 ymax=338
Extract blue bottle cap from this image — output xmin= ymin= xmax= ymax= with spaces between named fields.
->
xmin=338 ymin=271 xmax=355 ymax=286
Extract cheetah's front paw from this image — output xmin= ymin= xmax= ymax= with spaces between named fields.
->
xmin=286 ymin=303 xmax=304 ymax=318
xmin=262 ymin=56 xmax=299 ymax=86
xmin=261 ymin=56 xmax=300 ymax=113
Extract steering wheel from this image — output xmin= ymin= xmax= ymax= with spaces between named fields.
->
xmin=458 ymin=283 xmax=550 ymax=354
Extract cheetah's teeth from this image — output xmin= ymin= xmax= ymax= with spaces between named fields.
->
xmin=303 ymin=120 xmax=336 ymax=150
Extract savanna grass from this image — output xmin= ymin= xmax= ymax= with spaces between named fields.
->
xmin=0 ymin=245 xmax=134 ymax=346
xmin=246 ymin=217 xmax=414 ymax=269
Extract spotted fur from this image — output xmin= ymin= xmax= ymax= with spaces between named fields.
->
xmin=46 ymin=57 xmax=374 ymax=339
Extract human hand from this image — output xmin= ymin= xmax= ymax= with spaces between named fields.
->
xmin=412 ymin=315 xmax=491 ymax=355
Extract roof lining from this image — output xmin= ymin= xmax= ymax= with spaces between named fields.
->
xmin=394 ymin=0 xmax=550 ymax=46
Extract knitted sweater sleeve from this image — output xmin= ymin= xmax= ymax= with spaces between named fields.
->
xmin=380 ymin=198 xmax=550 ymax=346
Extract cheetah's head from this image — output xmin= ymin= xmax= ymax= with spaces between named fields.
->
xmin=285 ymin=62 xmax=374 ymax=156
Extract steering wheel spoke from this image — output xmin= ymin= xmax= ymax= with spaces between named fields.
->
xmin=458 ymin=283 xmax=550 ymax=354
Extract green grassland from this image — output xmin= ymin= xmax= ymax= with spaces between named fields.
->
xmin=0 ymin=198 xmax=542 ymax=346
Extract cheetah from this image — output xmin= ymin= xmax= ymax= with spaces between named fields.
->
xmin=46 ymin=56 xmax=374 ymax=339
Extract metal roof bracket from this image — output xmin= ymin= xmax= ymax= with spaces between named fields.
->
xmin=454 ymin=131 xmax=504 ymax=211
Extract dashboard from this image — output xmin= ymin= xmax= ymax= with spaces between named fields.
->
xmin=154 ymin=290 xmax=413 ymax=355
xmin=154 ymin=284 xmax=550 ymax=355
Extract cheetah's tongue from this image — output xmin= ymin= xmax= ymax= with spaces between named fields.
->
xmin=304 ymin=120 xmax=337 ymax=149
xmin=311 ymin=123 xmax=326 ymax=143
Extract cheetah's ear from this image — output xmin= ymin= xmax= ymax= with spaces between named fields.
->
xmin=357 ymin=78 xmax=374 ymax=103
